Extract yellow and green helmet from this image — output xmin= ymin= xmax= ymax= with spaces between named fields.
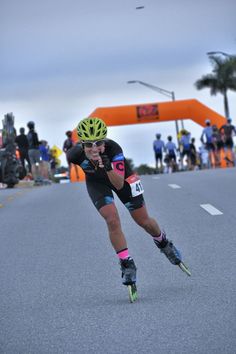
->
xmin=77 ymin=117 xmax=107 ymax=141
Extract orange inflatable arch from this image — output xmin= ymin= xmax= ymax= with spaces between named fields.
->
xmin=71 ymin=99 xmax=227 ymax=181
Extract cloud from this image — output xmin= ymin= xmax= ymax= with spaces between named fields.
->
xmin=0 ymin=0 xmax=235 ymax=167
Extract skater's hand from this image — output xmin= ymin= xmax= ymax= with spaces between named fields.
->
xmin=99 ymin=154 xmax=113 ymax=171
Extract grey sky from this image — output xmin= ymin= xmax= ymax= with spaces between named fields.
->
xmin=1 ymin=0 xmax=236 ymax=166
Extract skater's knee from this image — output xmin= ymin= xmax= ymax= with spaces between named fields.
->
xmin=104 ymin=214 xmax=121 ymax=231
xmin=135 ymin=216 xmax=150 ymax=229
xmin=136 ymin=216 xmax=159 ymax=235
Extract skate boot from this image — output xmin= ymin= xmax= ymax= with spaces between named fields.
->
xmin=160 ymin=240 xmax=182 ymax=264
xmin=120 ymin=257 xmax=137 ymax=285
xmin=154 ymin=232 xmax=191 ymax=276
xmin=120 ymin=257 xmax=138 ymax=303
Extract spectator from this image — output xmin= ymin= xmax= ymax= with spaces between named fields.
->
xmin=49 ymin=149 xmax=58 ymax=179
xmin=63 ymin=131 xmax=79 ymax=180
xmin=153 ymin=133 xmax=165 ymax=173
xmin=15 ymin=127 xmax=31 ymax=176
xmin=27 ymin=121 xmax=43 ymax=185
xmin=189 ymin=138 xmax=197 ymax=170
xmin=198 ymin=143 xmax=209 ymax=169
xmin=212 ymin=125 xmax=223 ymax=167
xmin=219 ymin=118 xmax=236 ymax=166
xmin=63 ymin=131 xmax=74 ymax=153
xmin=39 ymin=140 xmax=51 ymax=181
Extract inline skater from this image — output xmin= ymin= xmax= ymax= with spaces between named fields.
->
xmin=200 ymin=119 xmax=216 ymax=167
xmin=219 ymin=118 xmax=236 ymax=166
xmin=153 ymin=133 xmax=165 ymax=173
xmin=165 ymin=136 xmax=178 ymax=173
xmin=67 ymin=118 xmax=190 ymax=302
xmin=179 ymin=129 xmax=191 ymax=170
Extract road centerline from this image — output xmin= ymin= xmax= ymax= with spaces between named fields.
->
xmin=200 ymin=204 xmax=223 ymax=216
xmin=168 ymin=184 xmax=181 ymax=189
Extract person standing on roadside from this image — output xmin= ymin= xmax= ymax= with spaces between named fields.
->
xmin=27 ymin=121 xmax=42 ymax=185
xmin=15 ymin=127 xmax=31 ymax=176
xmin=212 ymin=125 xmax=223 ymax=167
xmin=39 ymin=140 xmax=51 ymax=181
xmin=189 ymin=138 xmax=197 ymax=170
xmin=63 ymin=130 xmax=79 ymax=180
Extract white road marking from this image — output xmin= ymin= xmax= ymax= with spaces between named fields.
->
xmin=152 ymin=176 xmax=160 ymax=179
xmin=168 ymin=184 xmax=181 ymax=189
xmin=200 ymin=204 xmax=223 ymax=216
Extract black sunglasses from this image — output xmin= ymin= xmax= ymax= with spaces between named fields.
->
xmin=83 ymin=140 xmax=105 ymax=148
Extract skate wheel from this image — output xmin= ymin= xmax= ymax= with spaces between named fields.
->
xmin=127 ymin=284 xmax=138 ymax=303
xmin=179 ymin=262 xmax=191 ymax=276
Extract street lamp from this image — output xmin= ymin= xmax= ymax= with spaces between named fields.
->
xmin=127 ymin=80 xmax=184 ymax=144
xmin=127 ymin=80 xmax=176 ymax=100
xmin=207 ymin=51 xmax=236 ymax=59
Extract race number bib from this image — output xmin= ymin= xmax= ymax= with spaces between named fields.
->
xmin=125 ymin=174 xmax=144 ymax=197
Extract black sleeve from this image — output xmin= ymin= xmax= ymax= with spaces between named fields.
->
xmin=62 ymin=140 xmax=67 ymax=152
xmin=105 ymin=139 xmax=123 ymax=160
xmin=34 ymin=132 xmax=40 ymax=147
xmin=24 ymin=136 xmax=29 ymax=148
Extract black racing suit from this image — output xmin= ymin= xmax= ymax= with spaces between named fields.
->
xmin=67 ymin=139 xmax=145 ymax=211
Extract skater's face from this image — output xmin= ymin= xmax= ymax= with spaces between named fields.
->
xmin=83 ymin=140 xmax=105 ymax=161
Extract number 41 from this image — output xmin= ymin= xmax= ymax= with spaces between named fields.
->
xmin=136 ymin=182 xmax=143 ymax=192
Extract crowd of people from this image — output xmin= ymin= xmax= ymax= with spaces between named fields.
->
xmin=153 ymin=118 xmax=236 ymax=173
xmin=14 ymin=121 xmax=58 ymax=185
xmin=13 ymin=124 xmax=79 ymax=186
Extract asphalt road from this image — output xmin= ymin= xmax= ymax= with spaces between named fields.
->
xmin=0 ymin=168 xmax=235 ymax=354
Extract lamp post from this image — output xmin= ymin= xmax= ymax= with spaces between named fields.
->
xmin=127 ymin=80 xmax=184 ymax=145
xmin=207 ymin=51 xmax=236 ymax=59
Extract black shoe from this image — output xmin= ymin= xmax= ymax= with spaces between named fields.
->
xmin=159 ymin=240 xmax=182 ymax=265
xmin=120 ymin=257 xmax=137 ymax=285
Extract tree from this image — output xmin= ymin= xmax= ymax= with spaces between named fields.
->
xmin=194 ymin=55 xmax=236 ymax=118
xmin=136 ymin=164 xmax=155 ymax=175
xmin=126 ymin=158 xmax=135 ymax=171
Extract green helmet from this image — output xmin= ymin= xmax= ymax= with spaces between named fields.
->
xmin=77 ymin=117 xmax=107 ymax=141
